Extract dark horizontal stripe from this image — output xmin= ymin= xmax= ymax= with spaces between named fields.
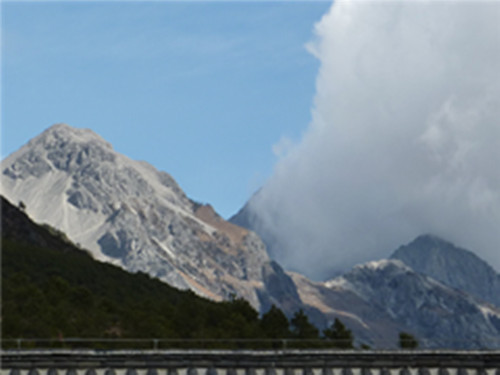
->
xmin=3 ymin=350 xmax=500 ymax=368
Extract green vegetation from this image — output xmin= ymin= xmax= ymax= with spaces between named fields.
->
xmin=290 ymin=309 xmax=320 ymax=340
xmin=323 ymin=318 xmax=354 ymax=349
xmin=260 ymin=305 xmax=291 ymax=339
xmin=1 ymin=196 xmax=363 ymax=350
xmin=2 ymin=235 xmax=366 ymax=350
xmin=40 ymin=223 xmax=75 ymax=246
xmin=2 ymin=238 xmax=260 ymax=347
xmin=399 ymin=332 xmax=419 ymax=349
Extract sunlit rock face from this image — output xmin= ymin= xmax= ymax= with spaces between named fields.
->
xmin=0 ymin=123 xmax=275 ymax=310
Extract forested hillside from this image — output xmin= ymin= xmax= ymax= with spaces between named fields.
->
xmin=2 ymin=197 xmax=351 ymax=349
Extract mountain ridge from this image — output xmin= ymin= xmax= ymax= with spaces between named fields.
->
xmin=391 ymin=234 xmax=500 ymax=308
xmin=3 ymin=123 xmax=500 ymax=349
xmin=324 ymin=258 xmax=500 ymax=348
xmin=1 ymin=123 xmax=273 ymax=310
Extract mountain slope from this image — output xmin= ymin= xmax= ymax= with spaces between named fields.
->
xmin=0 ymin=124 xmax=272 ymax=310
xmin=289 ymin=271 xmax=405 ymax=348
xmin=230 ymin=194 xmax=282 ymax=267
xmin=325 ymin=259 xmax=500 ymax=349
xmin=1 ymin=196 xmax=275 ymax=342
xmin=391 ymin=234 xmax=500 ymax=308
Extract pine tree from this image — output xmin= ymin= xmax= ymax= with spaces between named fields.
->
xmin=323 ymin=318 xmax=354 ymax=349
xmin=260 ymin=305 xmax=290 ymax=338
xmin=290 ymin=309 xmax=319 ymax=340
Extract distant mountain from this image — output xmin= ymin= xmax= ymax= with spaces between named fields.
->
xmin=0 ymin=124 xmax=284 ymax=312
xmin=391 ymin=235 xmax=500 ymax=308
xmin=289 ymin=271 xmax=405 ymax=348
xmin=324 ymin=259 xmax=500 ymax=349
xmin=230 ymin=194 xmax=282 ymax=266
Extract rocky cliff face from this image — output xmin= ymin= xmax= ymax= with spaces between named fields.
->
xmin=0 ymin=124 xmax=273 ymax=310
xmin=391 ymin=234 xmax=500 ymax=308
xmin=289 ymin=271 xmax=404 ymax=348
xmin=325 ymin=259 xmax=500 ymax=349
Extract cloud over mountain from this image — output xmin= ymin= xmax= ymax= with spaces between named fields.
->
xmin=241 ymin=1 xmax=500 ymax=279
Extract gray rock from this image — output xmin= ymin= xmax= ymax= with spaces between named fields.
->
xmin=0 ymin=123 xmax=271 ymax=311
xmin=391 ymin=235 xmax=500 ymax=308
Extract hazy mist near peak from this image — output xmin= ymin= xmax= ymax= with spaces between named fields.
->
xmin=248 ymin=1 xmax=500 ymax=279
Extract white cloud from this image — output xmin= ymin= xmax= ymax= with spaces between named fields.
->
xmin=247 ymin=1 xmax=500 ymax=279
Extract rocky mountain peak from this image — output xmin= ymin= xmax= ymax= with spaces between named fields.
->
xmin=391 ymin=234 xmax=500 ymax=308
xmin=0 ymin=123 xmax=275 ymax=311
xmin=32 ymin=123 xmax=112 ymax=149
xmin=2 ymin=123 xmax=118 ymax=184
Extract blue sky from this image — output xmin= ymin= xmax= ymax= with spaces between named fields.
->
xmin=1 ymin=1 xmax=330 ymax=218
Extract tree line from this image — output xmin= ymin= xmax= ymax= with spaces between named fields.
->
xmin=2 ymin=198 xmax=417 ymax=350
xmin=3 ymin=237 xmax=358 ymax=349
xmin=3 ymin=238 xmax=418 ymax=350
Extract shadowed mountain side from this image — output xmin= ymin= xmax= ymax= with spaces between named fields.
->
xmin=230 ymin=196 xmax=282 ymax=268
xmin=290 ymin=272 xmax=404 ymax=348
xmin=257 ymin=261 xmax=327 ymax=330
xmin=325 ymin=260 xmax=500 ymax=349
xmin=391 ymin=235 xmax=500 ymax=308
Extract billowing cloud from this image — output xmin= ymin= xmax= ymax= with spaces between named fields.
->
xmin=246 ymin=1 xmax=500 ymax=279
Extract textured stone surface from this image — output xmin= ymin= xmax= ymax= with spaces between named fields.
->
xmin=391 ymin=235 xmax=500 ymax=308
xmin=0 ymin=124 xmax=273 ymax=310
xmin=328 ymin=260 xmax=500 ymax=349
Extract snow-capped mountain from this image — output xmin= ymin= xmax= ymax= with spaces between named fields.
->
xmin=0 ymin=123 xmax=274 ymax=309
xmin=391 ymin=234 xmax=500 ymax=308
xmin=324 ymin=259 xmax=500 ymax=349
